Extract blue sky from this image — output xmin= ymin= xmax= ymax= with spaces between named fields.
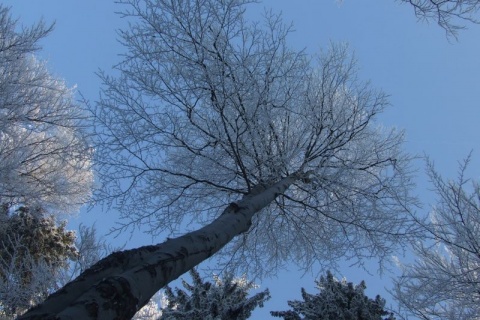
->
xmin=4 ymin=0 xmax=480 ymax=318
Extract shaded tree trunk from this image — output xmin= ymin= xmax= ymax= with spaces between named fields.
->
xmin=19 ymin=174 xmax=299 ymax=320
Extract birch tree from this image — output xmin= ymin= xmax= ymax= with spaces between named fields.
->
xmin=21 ymin=0 xmax=417 ymax=318
xmin=393 ymin=157 xmax=480 ymax=320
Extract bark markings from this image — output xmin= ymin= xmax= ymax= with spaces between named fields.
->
xmin=19 ymin=176 xmax=298 ymax=319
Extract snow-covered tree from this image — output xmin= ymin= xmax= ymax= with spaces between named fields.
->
xmin=0 ymin=206 xmax=77 ymax=318
xmin=160 ymin=268 xmax=269 ymax=320
xmin=0 ymin=215 xmax=115 ymax=319
xmin=393 ymin=156 xmax=480 ymax=320
xmin=0 ymin=6 xmax=93 ymax=317
xmin=20 ymin=1 xmax=418 ymax=318
xmin=271 ymin=271 xmax=395 ymax=320
xmin=0 ymin=5 xmax=93 ymax=215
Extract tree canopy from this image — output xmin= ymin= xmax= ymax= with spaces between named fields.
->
xmin=93 ymin=0 xmax=417 ymax=276
xmin=0 ymin=5 xmax=93 ymax=215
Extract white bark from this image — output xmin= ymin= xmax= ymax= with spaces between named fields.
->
xmin=19 ymin=174 xmax=297 ymax=319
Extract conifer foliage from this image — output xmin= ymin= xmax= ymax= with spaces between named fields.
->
xmin=160 ymin=268 xmax=270 ymax=320
xmin=0 ymin=205 xmax=77 ymax=317
xmin=271 ymin=271 xmax=395 ymax=320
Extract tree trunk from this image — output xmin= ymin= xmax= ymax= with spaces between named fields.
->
xmin=19 ymin=174 xmax=299 ymax=320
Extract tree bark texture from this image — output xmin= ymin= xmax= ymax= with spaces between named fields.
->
xmin=19 ymin=174 xmax=299 ymax=320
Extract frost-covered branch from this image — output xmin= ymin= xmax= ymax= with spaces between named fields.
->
xmin=0 ymin=5 xmax=93 ymax=214
xmin=93 ymin=0 xmax=418 ymax=276
xmin=160 ymin=268 xmax=269 ymax=319
xmin=393 ymin=155 xmax=480 ymax=319
xmin=400 ymin=0 xmax=480 ymax=38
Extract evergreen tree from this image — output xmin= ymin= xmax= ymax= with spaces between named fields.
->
xmin=0 ymin=205 xmax=77 ymax=317
xmin=161 ymin=268 xmax=270 ymax=320
xmin=271 ymin=271 xmax=395 ymax=320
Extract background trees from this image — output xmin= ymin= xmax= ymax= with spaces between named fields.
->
xmin=132 ymin=292 xmax=164 ymax=320
xmin=271 ymin=271 xmax=395 ymax=320
xmin=0 ymin=5 xmax=93 ymax=215
xmin=393 ymin=157 xmax=480 ymax=320
xmin=0 ymin=206 xmax=77 ymax=317
xmin=0 ymin=5 xmax=94 ymax=318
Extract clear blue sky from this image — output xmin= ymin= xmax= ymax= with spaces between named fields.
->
xmin=4 ymin=1 xmax=480 ymax=318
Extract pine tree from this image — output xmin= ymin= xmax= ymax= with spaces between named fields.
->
xmin=0 ymin=205 xmax=77 ymax=317
xmin=271 ymin=271 xmax=395 ymax=320
xmin=161 ymin=268 xmax=270 ymax=320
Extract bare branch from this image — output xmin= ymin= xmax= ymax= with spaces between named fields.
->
xmin=400 ymin=0 xmax=480 ymax=39
xmin=393 ymin=155 xmax=480 ymax=319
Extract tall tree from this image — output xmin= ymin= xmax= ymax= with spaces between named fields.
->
xmin=20 ymin=1 xmax=417 ymax=318
xmin=393 ymin=156 xmax=480 ymax=320
xmin=271 ymin=271 xmax=395 ymax=320
xmin=160 ymin=268 xmax=269 ymax=319
xmin=0 ymin=5 xmax=93 ymax=215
